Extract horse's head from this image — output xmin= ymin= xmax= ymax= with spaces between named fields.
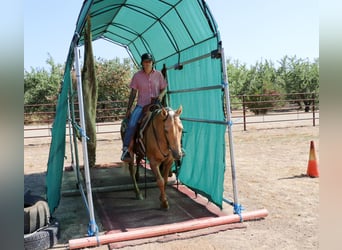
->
xmin=161 ymin=105 xmax=183 ymax=160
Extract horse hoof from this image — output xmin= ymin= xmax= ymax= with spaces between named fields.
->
xmin=160 ymin=201 xmax=169 ymax=211
xmin=136 ymin=193 xmax=144 ymax=200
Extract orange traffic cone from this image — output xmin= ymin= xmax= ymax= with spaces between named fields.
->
xmin=306 ymin=140 xmax=319 ymax=178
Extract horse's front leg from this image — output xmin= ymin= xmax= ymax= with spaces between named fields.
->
xmin=150 ymin=161 xmax=169 ymax=210
xmin=160 ymin=158 xmax=174 ymax=207
xmin=129 ymin=161 xmax=143 ymax=200
xmin=161 ymin=158 xmax=173 ymax=193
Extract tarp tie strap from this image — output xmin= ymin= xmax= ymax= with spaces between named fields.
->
xmin=73 ymin=123 xmax=89 ymax=140
xmin=87 ymin=220 xmax=100 ymax=245
xmin=233 ymin=203 xmax=244 ymax=222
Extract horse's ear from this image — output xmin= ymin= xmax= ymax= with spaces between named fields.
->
xmin=175 ymin=105 xmax=182 ymax=116
xmin=161 ymin=107 xmax=168 ymax=118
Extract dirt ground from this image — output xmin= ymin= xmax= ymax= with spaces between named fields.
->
xmin=24 ymin=119 xmax=319 ymax=249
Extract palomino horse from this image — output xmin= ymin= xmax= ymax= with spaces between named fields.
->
xmin=121 ymin=105 xmax=183 ymax=210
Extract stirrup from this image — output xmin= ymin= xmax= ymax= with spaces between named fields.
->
xmin=121 ymin=148 xmax=132 ymax=162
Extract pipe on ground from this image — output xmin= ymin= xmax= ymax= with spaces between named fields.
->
xmin=68 ymin=208 xmax=268 ymax=249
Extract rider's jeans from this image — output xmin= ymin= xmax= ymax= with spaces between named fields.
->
xmin=123 ymin=105 xmax=143 ymax=148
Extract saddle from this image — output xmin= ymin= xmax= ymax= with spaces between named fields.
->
xmin=134 ymin=103 xmax=161 ymax=157
xmin=120 ymin=99 xmax=163 ymax=158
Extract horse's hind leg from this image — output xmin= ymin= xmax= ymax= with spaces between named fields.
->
xmin=129 ymin=162 xmax=143 ymax=200
xmin=135 ymin=158 xmax=141 ymax=182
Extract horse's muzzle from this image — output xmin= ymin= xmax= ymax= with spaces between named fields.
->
xmin=171 ymin=149 xmax=183 ymax=160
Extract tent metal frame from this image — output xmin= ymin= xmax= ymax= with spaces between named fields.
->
xmin=73 ymin=46 xmax=98 ymax=235
xmin=68 ymin=42 xmax=241 ymax=236
xmin=49 ymin=0 xmax=245 ymax=237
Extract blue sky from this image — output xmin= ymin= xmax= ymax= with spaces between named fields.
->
xmin=24 ymin=0 xmax=319 ymax=70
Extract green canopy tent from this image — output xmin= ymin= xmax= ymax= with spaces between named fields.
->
xmin=46 ymin=0 xmax=241 ymax=236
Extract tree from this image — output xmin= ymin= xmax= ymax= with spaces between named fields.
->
xmin=242 ymin=60 xmax=284 ymax=114
xmin=24 ymin=54 xmax=63 ymax=108
xmin=24 ymin=55 xmax=133 ymax=125
xmin=81 ymin=15 xmax=98 ymax=168
xmin=96 ymin=57 xmax=132 ymax=101
xmin=277 ymin=56 xmax=319 ymax=111
xmin=226 ymin=58 xmax=249 ymax=109
xmin=227 ymin=56 xmax=319 ymax=114
xmin=95 ymin=57 xmax=133 ymax=121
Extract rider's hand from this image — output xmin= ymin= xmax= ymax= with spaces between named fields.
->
xmin=157 ymin=96 xmax=162 ymax=103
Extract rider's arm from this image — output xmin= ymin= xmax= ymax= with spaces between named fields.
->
xmin=158 ymin=88 xmax=167 ymax=102
xmin=126 ymin=88 xmax=137 ymax=117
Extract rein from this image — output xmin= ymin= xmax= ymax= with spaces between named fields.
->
xmin=151 ymin=109 xmax=170 ymax=158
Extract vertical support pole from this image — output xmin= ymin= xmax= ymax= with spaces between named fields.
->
xmin=312 ymin=93 xmax=316 ymax=127
xmin=242 ymin=95 xmax=247 ymax=131
xmin=220 ymin=47 xmax=242 ymax=216
xmin=74 ymin=46 xmax=97 ymax=235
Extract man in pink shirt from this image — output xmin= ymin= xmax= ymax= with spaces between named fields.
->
xmin=121 ymin=53 xmax=167 ymax=162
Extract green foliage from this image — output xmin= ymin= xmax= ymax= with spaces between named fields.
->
xmin=226 ymin=58 xmax=249 ymax=96
xmin=25 ymin=54 xmax=319 ymax=121
xmin=94 ymin=57 xmax=133 ymax=120
xmin=24 ymin=55 xmax=133 ymax=119
xmin=95 ymin=57 xmax=133 ymax=102
xmin=244 ymin=60 xmax=285 ymax=114
xmin=24 ymin=54 xmax=63 ymax=109
xmin=226 ymin=56 xmax=319 ymax=114
xmin=277 ymin=56 xmax=319 ymax=94
xmin=276 ymin=56 xmax=319 ymax=110
xmin=243 ymin=91 xmax=283 ymax=115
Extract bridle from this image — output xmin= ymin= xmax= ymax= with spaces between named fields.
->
xmin=151 ymin=109 xmax=172 ymax=158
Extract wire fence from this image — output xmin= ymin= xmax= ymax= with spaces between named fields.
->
xmin=24 ymin=93 xmax=319 ymax=139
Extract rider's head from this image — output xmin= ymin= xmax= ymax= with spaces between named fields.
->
xmin=140 ymin=53 xmax=154 ymax=73
xmin=140 ymin=53 xmax=154 ymax=65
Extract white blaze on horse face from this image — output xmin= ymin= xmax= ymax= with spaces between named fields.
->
xmin=164 ymin=110 xmax=183 ymax=160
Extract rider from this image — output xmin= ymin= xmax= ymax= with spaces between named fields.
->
xmin=121 ymin=53 xmax=168 ymax=162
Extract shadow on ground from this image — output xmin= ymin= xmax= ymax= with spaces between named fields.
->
xmin=25 ymin=163 xmax=239 ymax=248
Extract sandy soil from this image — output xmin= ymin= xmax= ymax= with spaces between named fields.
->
xmin=24 ymin=120 xmax=319 ymax=249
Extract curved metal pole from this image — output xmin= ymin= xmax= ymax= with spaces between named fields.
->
xmin=74 ymin=46 xmax=98 ymax=235
xmin=221 ymin=47 xmax=241 ymax=215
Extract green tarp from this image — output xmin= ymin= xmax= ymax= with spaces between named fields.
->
xmin=47 ymin=0 xmax=228 ymax=214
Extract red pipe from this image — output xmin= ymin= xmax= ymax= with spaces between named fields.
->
xmin=69 ymin=208 xmax=268 ymax=249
